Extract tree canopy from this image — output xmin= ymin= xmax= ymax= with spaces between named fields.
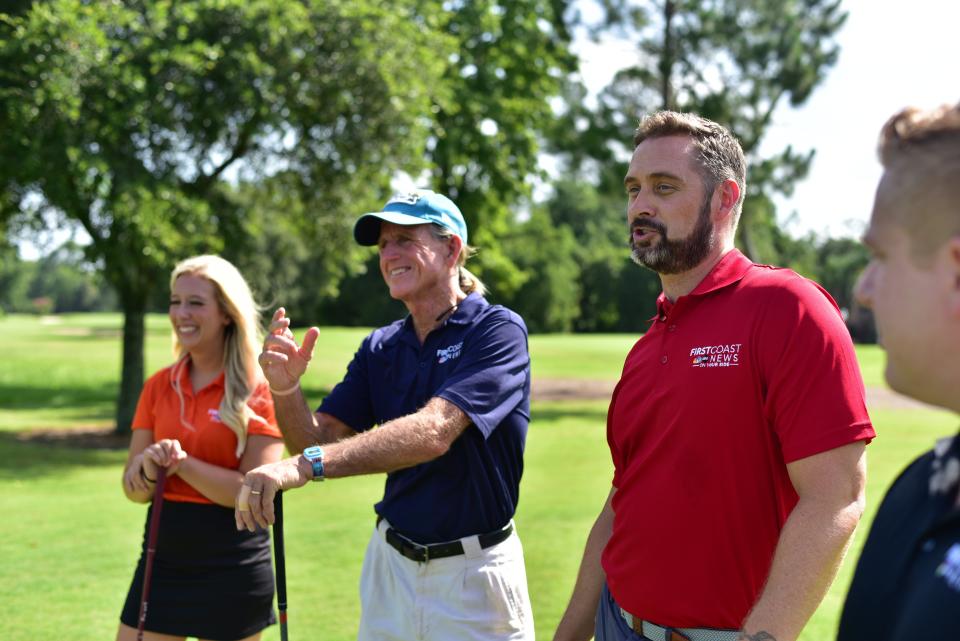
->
xmin=0 ymin=0 xmax=450 ymax=431
xmin=0 ymin=0 xmax=578 ymax=432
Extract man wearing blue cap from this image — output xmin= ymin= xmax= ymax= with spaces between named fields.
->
xmin=236 ymin=189 xmax=536 ymax=640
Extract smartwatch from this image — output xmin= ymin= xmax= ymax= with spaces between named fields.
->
xmin=302 ymin=445 xmax=325 ymax=482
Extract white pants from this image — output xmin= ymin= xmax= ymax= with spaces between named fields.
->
xmin=357 ymin=519 xmax=535 ymax=641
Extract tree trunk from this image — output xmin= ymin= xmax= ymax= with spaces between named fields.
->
xmin=660 ymin=0 xmax=675 ymax=110
xmin=114 ymin=300 xmax=146 ymax=435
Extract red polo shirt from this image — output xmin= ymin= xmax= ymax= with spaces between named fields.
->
xmin=132 ymin=360 xmax=281 ymax=504
xmin=602 ymin=249 xmax=874 ymax=628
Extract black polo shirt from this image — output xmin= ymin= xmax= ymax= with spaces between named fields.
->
xmin=837 ymin=430 xmax=960 ymax=641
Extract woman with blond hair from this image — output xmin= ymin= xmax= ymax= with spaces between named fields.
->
xmin=117 ymin=255 xmax=284 ymax=641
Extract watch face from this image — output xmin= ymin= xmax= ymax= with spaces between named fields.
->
xmin=303 ymin=446 xmax=325 ymax=481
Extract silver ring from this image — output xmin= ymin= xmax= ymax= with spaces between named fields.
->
xmin=250 ymin=490 xmax=262 ymax=495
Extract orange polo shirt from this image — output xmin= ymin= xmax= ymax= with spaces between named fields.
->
xmin=132 ymin=360 xmax=282 ymax=504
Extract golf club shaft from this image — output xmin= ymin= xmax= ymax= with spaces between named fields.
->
xmin=137 ymin=466 xmax=168 ymax=641
xmin=274 ymin=490 xmax=288 ymax=641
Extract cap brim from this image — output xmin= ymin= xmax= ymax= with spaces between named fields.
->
xmin=353 ymin=211 xmax=432 ymax=246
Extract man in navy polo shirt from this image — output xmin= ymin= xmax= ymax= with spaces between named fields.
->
xmin=836 ymin=103 xmax=960 ymax=640
xmin=236 ymin=189 xmax=534 ymax=640
xmin=552 ymin=112 xmax=874 ymax=641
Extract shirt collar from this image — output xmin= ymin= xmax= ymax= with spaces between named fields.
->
xmin=446 ymin=292 xmax=486 ymax=325
xmin=654 ymin=249 xmax=754 ymax=319
xmin=393 ymin=292 xmax=487 ymax=344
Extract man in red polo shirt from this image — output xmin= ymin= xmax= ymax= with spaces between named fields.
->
xmin=552 ymin=112 xmax=875 ymax=641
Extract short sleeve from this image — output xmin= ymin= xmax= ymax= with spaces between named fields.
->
xmin=131 ymin=370 xmax=163 ymax=431
xmin=246 ymin=381 xmax=282 ymax=439
xmin=317 ymin=335 xmax=375 ymax=431
xmin=437 ymin=311 xmax=530 ymax=438
xmin=759 ymin=278 xmax=875 ymax=462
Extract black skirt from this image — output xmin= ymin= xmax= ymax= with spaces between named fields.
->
xmin=120 ymin=500 xmax=276 ymax=640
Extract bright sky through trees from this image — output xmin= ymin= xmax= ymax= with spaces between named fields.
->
xmin=574 ymin=0 xmax=960 ymax=239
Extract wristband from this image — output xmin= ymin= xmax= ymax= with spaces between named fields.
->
xmin=269 ymin=382 xmax=300 ymax=397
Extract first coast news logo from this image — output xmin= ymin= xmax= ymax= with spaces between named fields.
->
xmin=690 ymin=343 xmax=742 ymax=368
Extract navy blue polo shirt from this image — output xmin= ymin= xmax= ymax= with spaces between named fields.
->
xmin=317 ymin=293 xmax=531 ymax=543
xmin=837 ymin=430 xmax=960 ymax=641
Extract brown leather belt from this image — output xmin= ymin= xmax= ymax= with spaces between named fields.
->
xmin=619 ymin=608 xmax=739 ymax=641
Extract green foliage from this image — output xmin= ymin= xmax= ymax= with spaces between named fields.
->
xmin=0 ymin=238 xmax=31 ymax=313
xmin=499 ymin=208 xmax=582 ymax=332
xmin=0 ymin=240 xmax=118 ymax=313
xmin=426 ymin=0 xmax=577 ymax=299
xmin=554 ymin=0 xmax=848 ymax=266
xmin=501 ymin=178 xmax=661 ymax=333
xmin=0 ymin=0 xmax=450 ymax=429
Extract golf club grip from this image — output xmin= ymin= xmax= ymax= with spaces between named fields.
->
xmin=137 ymin=466 xmax=168 ymax=641
xmin=273 ymin=490 xmax=288 ymax=641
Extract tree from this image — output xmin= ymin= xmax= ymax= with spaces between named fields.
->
xmin=0 ymin=235 xmax=32 ymax=314
xmin=28 ymin=240 xmax=118 ymax=312
xmin=543 ymin=178 xmax=661 ymax=331
xmin=499 ymin=207 xmax=582 ymax=332
xmin=553 ymin=0 xmax=847 ymax=264
xmin=0 ymin=0 xmax=448 ymax=432
xmin=426 ymin=0 xmax=577 ymax=299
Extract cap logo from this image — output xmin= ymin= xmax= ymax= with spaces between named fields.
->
xmin=386 ymin=192 xmax=421 ymax=206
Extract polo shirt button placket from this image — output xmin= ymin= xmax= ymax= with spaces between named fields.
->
xmin=660 ymin=355 xmax=668 ymax=364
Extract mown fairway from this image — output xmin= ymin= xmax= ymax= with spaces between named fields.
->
xmin=0 ymin=313 xmax=953 ymax=640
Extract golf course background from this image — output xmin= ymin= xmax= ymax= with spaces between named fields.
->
xmin=0 ymin=313 xmax=954 ymax=641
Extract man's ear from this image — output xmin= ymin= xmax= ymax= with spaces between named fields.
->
xmin=447 ymin=234 xmax=463 ymax=266
xmin=715 ymin=178 xmax=741 ymax=223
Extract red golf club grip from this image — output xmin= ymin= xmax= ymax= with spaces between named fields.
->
xmin=137 ymin=466 xmax=168 ymax=641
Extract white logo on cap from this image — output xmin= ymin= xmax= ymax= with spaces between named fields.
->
xmin=386 ymin=193 xmax=421 ymax=206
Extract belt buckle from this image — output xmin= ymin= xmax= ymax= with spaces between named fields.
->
xmin=399 ymin=533 xmax=429 ymax=563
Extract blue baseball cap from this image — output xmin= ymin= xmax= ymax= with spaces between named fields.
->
xmin=353 ymin=189 xmax=468 ymax=246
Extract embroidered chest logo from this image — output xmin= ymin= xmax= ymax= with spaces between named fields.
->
xmin=689 ymin=343 xmax=742 ymax=368
xmin=437 ymin=341 xmax=463 ymax=364
xmin=936 ymin=544 xmax=960 ymax=592
xmin=207 ymin=408 xmax=222 ymax=423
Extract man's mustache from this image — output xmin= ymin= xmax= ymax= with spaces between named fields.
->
xmin=629 ymin=218 xmax=667 ymax=240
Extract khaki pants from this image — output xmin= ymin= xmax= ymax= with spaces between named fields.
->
xmin=357 ymin=519 xmax=534 ymax=641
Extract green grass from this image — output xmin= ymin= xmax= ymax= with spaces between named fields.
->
xmin=0 ymin=313 xmax=953 ymax=640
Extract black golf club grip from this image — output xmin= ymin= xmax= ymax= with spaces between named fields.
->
xmin=273 ymin=490 xmax=288 ymax=641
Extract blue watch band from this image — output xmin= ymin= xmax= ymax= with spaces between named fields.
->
xmin=303 ymin=445 xmax=325 ymax=482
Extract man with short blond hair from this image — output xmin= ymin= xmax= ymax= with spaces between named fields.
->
xmin=837 ymin=102 xmax=960 ymax=640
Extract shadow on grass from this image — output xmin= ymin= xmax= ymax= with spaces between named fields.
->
xmin=0 ymin=382 xmax=117 ymax=411
xmin=531 ymin=403 xmax=609 ymax=423
xmin=0 ymin=431 xmax=126 ymax=479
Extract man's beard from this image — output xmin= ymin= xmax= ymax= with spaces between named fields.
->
xmin=629 ymin=191 xmax=715 ymax=275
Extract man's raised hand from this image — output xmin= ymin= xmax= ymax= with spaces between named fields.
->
xmin=259 ymin=307 xmax=320 ymax=391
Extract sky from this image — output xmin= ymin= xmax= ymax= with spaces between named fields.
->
xmin=574 ymin=0 xmax=960 ymax=239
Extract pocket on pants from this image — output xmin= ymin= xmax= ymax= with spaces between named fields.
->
xmin=460 ymin=547 xmax=532 ymax=636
